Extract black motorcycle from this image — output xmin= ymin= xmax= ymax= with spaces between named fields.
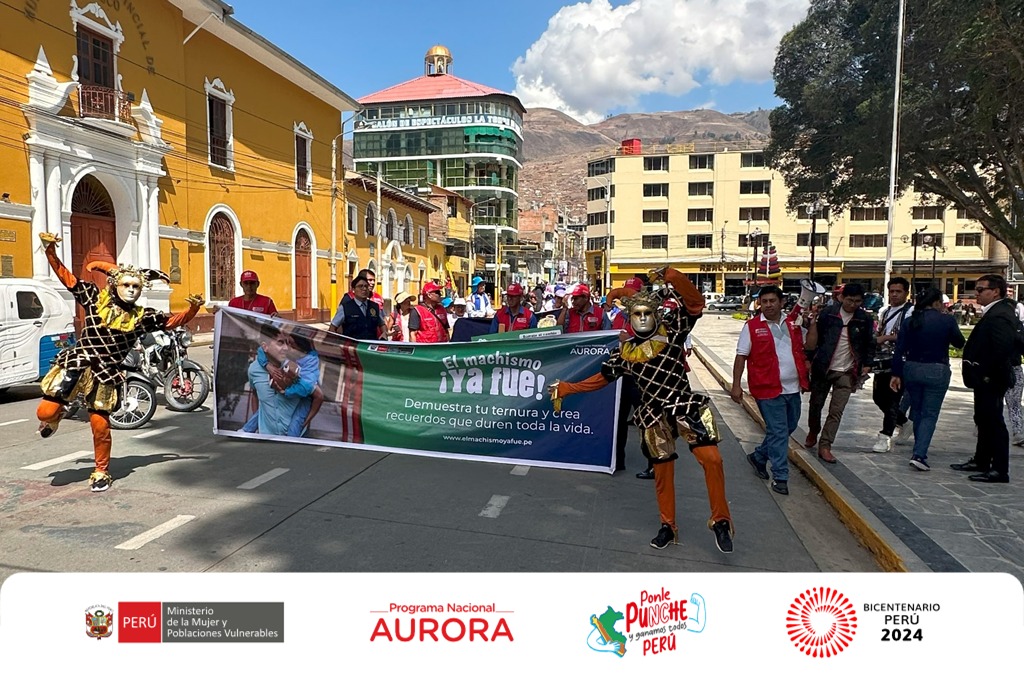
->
xmin=137 ymin=327 xmax=211 ymax=412
xmin=64 ymin=353 xmax=159 ymax=430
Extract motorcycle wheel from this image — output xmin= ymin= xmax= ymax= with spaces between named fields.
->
xmin=163 ymin=364 xmax=211 ymax=412
xmin=109 ymin=380 xmax=157 ymax=430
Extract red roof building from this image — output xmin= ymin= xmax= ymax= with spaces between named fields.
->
xmin=353 ymin=46 xmax=525 ymax=291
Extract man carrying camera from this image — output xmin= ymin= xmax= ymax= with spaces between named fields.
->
xmin=871 ymin=277 xmax=914 ymax=452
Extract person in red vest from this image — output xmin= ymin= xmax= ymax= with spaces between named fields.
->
xmin=226 ymin=270 xmax=278 ymax=316
xmin=490 ymin=283 xmax=538 ymax=333
xmin=409 ymin=281 xmax=449 ymax=343
xmin=730 ymin=285 xmax=811 ymax=496
xmin=564 ymin=284 xmax=612 ymax=333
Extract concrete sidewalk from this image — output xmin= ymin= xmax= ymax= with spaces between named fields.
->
xmin=690 ymin=311 xmax=1024 ymax=582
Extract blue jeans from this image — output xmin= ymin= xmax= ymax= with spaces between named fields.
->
xmin=902 ymin=361 xmax=951 ymax=460
xmin=755 ymin=393 xmax=801 ymax=481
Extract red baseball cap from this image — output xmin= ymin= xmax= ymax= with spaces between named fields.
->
xmin=240 ymin=270 xmax=259 ymax=284
xmin=422 ymin=281 xmax=442 ymax=295
xmin=506 ymin=283 xmax=524 ymax=296
xmin=623 ymin=277 xmax=643 ymax=292
xmin=572 ymin=284 xmax=591 ymax=297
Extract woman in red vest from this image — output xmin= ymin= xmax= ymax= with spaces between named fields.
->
xmin=730 ymin=285 xmax=811 ymax=495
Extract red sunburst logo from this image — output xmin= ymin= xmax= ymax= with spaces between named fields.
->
xmin=786 ymin=587 xmax=858 ymax=658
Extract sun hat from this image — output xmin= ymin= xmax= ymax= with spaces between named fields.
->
xmin=394 ymin=291 xmax=415 ymax=305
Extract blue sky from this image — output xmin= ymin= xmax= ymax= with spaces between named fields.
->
xmin=234 ymin=0 xmax=809 ymax=123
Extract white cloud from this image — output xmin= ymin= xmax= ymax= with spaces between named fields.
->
xmin=511 ymin=0 xmax=810 ymax=123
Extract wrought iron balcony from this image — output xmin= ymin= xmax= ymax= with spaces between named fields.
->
xmin=79 ymin=85 xmax=134 ymax=125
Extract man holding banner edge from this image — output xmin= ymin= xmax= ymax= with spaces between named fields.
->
xmin=548 ymin=267 xmax=734 ymax=553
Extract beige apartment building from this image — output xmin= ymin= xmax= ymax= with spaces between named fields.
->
xmin=586 ymin=140 xmax=1007 ymax=298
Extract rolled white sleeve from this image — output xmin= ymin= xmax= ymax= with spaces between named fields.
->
xmin=736 ymin=323 xmax=752 ymax=356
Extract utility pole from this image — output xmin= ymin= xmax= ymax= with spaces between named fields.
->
xmin=330 ymin=135 xmax=338 ymax=313
xmin=376 ymin=162 xmax=384 ymax=303
xmin=603 ymin=177 xmax=612 ymax=293
xmin=809 ymin=195 xmax=821 ymax=282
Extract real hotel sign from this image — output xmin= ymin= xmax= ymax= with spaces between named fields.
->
xmin=362 ymin=115 xmax=522 ymax=137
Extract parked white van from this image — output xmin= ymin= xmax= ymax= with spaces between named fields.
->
xmin=703 ymin=292 xmax=724 ymax=305
xmin=0 ymin=279 xmax=74 ymax=390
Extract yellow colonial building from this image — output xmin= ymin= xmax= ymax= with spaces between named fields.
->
xmin=0 ymin=0 xmax=360 ymax=329
xmin=586 ymin=140 xmax=1008 ymax=298
xmin=341 ymin=170 xmax=438 ymax=308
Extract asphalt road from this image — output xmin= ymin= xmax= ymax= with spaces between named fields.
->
xmin=0 ymin=345 xmax=879 ymax=582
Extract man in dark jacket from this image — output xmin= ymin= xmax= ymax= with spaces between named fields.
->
xmin=951 ymin=274 xmax=1017 ymax=483
xmin=803 ymin=283 xmax=875 ymax=463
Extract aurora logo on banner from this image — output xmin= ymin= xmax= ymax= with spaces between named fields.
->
xmin=211 ymin=308 xmax=620 ymax=472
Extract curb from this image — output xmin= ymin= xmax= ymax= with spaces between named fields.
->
xmin=691 ymin=338 xmax=923 ymax=573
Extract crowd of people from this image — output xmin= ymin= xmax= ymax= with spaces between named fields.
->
xmin=732 ymin=274 xmax=1017 ymax=492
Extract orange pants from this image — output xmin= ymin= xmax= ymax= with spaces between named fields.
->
xmin=37 ymin=399 xmax=111 ymax=472
xmin=653 ymin=445 xmax=731 ymax=532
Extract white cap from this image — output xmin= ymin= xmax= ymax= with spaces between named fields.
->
xmin=452 ymin=296 xmax=466 ymax=306
xmin=554 ymin=288 xmax=567 ymax=297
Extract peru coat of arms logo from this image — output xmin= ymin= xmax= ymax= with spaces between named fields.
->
xmin=86 ymin=605 xmax=114 ymax=640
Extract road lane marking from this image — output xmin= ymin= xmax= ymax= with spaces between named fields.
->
xmin=133 ymin=426 xmax=179 ymax=439
xmin=20 ymin=450 xmax=92 ymax=471
xmin=479 ymin=494 xmax=510 ymax=518
xmin=236 ymin=468 xmax=290 ymax=490
xmin=510 ymin=465 xmax=530 ymax=476
xmin=0 ymin=419 xmax=28 ymax=428
xmin=114 ymin=515 xmax=196 ymax=550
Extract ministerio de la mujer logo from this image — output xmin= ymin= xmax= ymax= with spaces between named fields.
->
xmin=786 ymin=587 xmax=858 ymax=657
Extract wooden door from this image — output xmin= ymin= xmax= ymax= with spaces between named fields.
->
xmin=294 ymin=230 xmax=313 ymax=320
xmin=70 ymin=214 xmax=116 ymax=331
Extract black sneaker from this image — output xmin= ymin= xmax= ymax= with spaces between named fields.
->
xmin=909 ymin=457 xmax=930 ymax=471
xmin=771 ymin=479 xmax=789 ymax=495
xmin=89 ymin=471 xmax=112 ymax=493
xmin=650 ymin=523 xmax=677 ymax=549
xmin=636 ymin=468 xmax=655 ymax=480
xmin=710 ymin=519 xmax=734 ymax=553
xmin=746 ymin=453 xmax=769 ymax=480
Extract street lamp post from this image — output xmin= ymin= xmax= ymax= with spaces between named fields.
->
xmin=330 ymin=134 xmax=339 ymax=312
xmin=900 ymin=228 xmax=926 ymax=293
xmin=330 ymin=112 xmax=364 ymax=312
xmin=808 ymin=195 xmax=822 ymax=282
xmin=603 ymin=177 xmax=612 ymax=294
xmin=747 ymin=222 xmax=761 ymax=297
xmin=923 ymin=234 xmax=945 ymax=286
xmin=470 ymin=197 xmax=502 ymax=304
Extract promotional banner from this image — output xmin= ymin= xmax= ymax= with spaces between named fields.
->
xmin=212 ymin=308 xmax=620 ymax=472
xmin=1 ymin=572 xmax=1021 ymax=676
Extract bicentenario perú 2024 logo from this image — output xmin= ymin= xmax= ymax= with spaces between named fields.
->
xmin=786 ymin=587 xmax=858 ymax=657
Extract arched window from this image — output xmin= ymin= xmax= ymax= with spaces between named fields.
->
xmin=208 ymin=213 xmax=235 ymax=301
xmin=385 ymin=210 xmax=396 ymax=241
xmin=405 ymin=215 xmax=414 ymax=245
xmin=364 ymin=203 xmax=376 ymax=237
xmin=395 ymin=215 xmax=405 ymax=244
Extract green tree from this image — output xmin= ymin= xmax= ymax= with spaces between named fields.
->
xmin=767 ymin=0 xmax=1024 ymax=270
